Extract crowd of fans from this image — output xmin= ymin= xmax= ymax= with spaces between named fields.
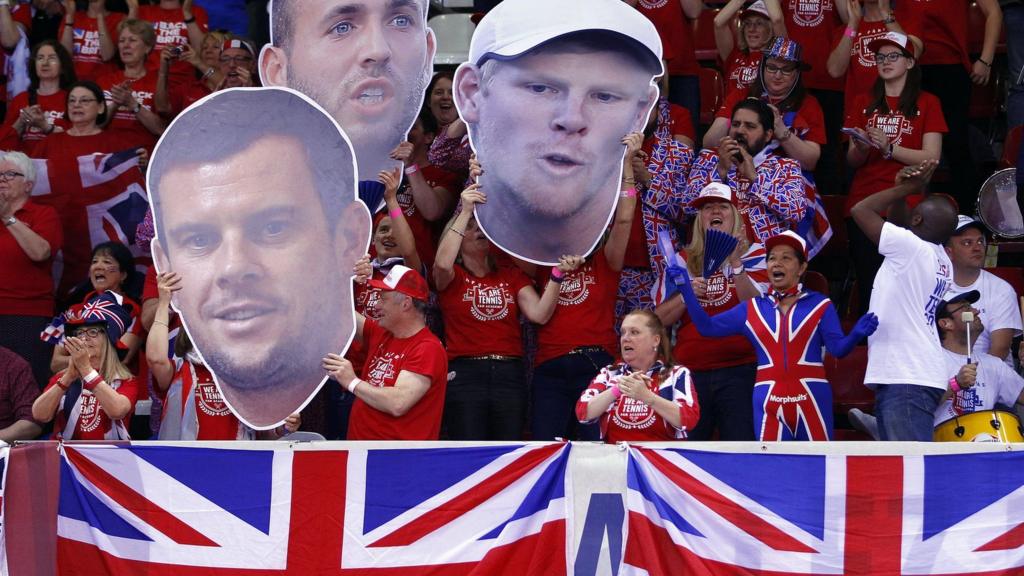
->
xmin=1 ymin=0 xmax=1023 ymax=444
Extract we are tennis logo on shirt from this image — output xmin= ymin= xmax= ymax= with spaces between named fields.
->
xmin=463 ymin=282 xmax=513 ymax=321
xmin=558 ymin=269 xmax=596 ymax=306
xmin=367 ymin=352 xmax=401 ymax=386
xmin=870 ymin=112 xmax=914 ymax=147
xmin=197 ymin=381 xmax=231 ymax=417
xmin=78 ymin=393 xmax=102 ymax=433
xmin=788 ymin=0 xmax=832 ymax=27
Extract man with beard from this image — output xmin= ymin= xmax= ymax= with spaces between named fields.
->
xmin=685 ymin=98 xmax=806 ymax=244
xmin=258 ymin=0 xmax=435 ymax=181
xmin=452 ymin=0 xmax=662 ymax=265
xmin=147 ymin=88 xmax=371 ymax=430
xmin=218 ymin=37 xmax=258 ymax=89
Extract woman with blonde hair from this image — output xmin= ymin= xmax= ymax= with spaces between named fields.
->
xmin=654 ymin=183 xmax=763 ymax=440
xmin=32 ymin=291 xmax=137 ymax=440
xmin=576 ymin=309 xmax=700 ymax=443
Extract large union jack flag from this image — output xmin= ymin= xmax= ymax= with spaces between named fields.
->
xmin=56 ymin=443 xmax=570 ymax=575
xmin=624 ymin=446 xmax=1024 ymax=575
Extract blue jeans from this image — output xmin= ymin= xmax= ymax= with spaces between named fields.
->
xmin=1006 ymin=5 xmax=1024 ymax=129
xmin=531 ymin=349 xmax=612 ymax=441
xmin=668 ymin=74 xmax=700 ymax=137
xmin=874 ymin=384 xmax=944 ymax=441
xmin=687 ymin=363 xmax=758 ymax=441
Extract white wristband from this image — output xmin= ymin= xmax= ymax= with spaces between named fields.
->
xmin=83 ymin=369 xmax=100 ymax=382
xmin=404 ymin=164 xmax=419 ymax=176
xmin=346 ymin=377 xmax=362 ymax=394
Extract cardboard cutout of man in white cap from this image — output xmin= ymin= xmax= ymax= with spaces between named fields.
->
xmin=453 ymin=0 xmax=664 ymax=265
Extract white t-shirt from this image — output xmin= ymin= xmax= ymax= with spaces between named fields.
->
xmin=866 ymin=223 xmax=953 ymax=389
xmin=933 ymin=350 xmax=1024 ymax=426
xmin=947 ymin=270 xmax=1023 ymax=368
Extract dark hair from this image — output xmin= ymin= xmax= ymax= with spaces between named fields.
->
xmin=417 ymin=105 xmax=439 ymax=137
xmin=29 ymin=40 xmax=77 ymax=92
xmin=148 ymin=88 xmax=356 ymax=253
xmin=66 ymin=241 xmax=143 ymax=303
xmin=731 ymin=97 xmax=775 ymax=133
xmin=272 ymin=0 xmax=427 ymax=51
xmin=423 ymin=71 xmax=453 ymax=128
xmin=865 ymin=55 xmax=922 ymax=118
xmin=749 ymin=58 xmax=807 ymax=114
xmin=65 ymin=80 xmax=108 ymax=125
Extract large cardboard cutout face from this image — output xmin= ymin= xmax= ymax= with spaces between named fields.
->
xmin=148 ymin=88 xmax=371 ymax=430
xmin=259 ymin=0 xmax=436 ymax=182
xmin=452 ymin=0 xmax=662 ymax=265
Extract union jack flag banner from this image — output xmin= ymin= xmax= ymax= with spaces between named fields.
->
xmin=624 ymin=446 xmax=1024 ymax=575
xmin=55 ymin=442 xmax=571 ymax=575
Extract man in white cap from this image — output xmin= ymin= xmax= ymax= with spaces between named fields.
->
xmin=452 ymin=0 xmax=663 ymax=265
xmin=323 ymin=264 xmax=448 ymax=440
xmin=259 ymin=0 xmax=435 ymax=181
xmin=943 ymin=215 xmax=1022 ymax=367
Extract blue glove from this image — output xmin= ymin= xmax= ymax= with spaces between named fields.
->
xmin=666 ymin=264 xmax=690 ymax=290
xmin=852 ymin=312 xmax=879 ymax=339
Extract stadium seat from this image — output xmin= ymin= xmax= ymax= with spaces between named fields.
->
xmin=827 ymin=346 xmax=873 ymax=413
xmin=698 ymin=67 xmax=723 ymax=127
xmin=818 ymin=195 xmax=849 ymax=259
xmin=804 ymin=270 xmax=829 ymax=296
xmin=968 ymin=74 xmax=1004 ymax=120
xmin=1002 ymin=125 xmax=1022 ymax=169
xmin=987 ymin=266 xmax=1024 ymax=298
xmin=694 ymin=9 xmax=720 ymax=63
xmin=429 ymin=13 xmax=475 ymax=66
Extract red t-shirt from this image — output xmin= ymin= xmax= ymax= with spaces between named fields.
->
xmin=716 ymin=89 xmax=827 ymax=145
xmin=167 ymin=75 xmax=211 ymax=116
xmin=96 ymin=69 xmax=160 ymax=153
xmin=725 ymin=49 xmax=762 ymax=96
xmin=137 ymin=4 xmax=209 ymax=82
xmin=347 ymin=267 xmax=389 ymax=377
xmin=781 ymin=0 xmax=845 ymax=91
xmin=635 ymin=0 xmax=698 ymax=76
xmin=534 ymin=252 xmax=622 ymax=366
xmin=1 ymin=91 xmax=69 ymax=156
xmin=908 ymin=0 xmax=970 ymax=68
xmin=671 ymin=252 xmax=756 ymax=371
xmin=437 ymin=264 xmax=531 ymax=359
xmin=156 ymin=360 xmax=240 ymax=441
xmin=397 ymin=164 xmax=461 ymax=269
xmin=60 ymin=12 xmax=125 ymax=81
xmin=347 ymin=319 xmax=448 ymax=440
xmin=0 ymin=201 xmax=62 ymax=317
xmin=844 ymin=92 xmax=948 ymax=215
xmin=46 ymin=372 xmax=139 ymax=440
xmin=842 ymin=10 xmax=924 ymax=113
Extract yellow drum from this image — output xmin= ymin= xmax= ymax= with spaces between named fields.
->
xmin=934 ymin=411 xmax=1024 ymax=443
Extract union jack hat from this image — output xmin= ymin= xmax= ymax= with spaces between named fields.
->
xmin=64 ymin=291 xmax=132 ymax=348
xmin=765 ymin=230 xmax=808 ymax=260
xmin=222 ymin=38 xmax=256 ymax=58
xmin=763 ymin=37 xmax=811 ymax=71
xmin=368 ymin=265 xmax=429 ymax=301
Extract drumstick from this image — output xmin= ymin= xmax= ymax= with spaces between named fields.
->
xmin=962 ymin=311 xmax=975 ymax=364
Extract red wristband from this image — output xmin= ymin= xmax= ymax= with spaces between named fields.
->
xmin=388 ymin=207 xmax=403 ymax=219
xmin=949 ymin=377 xmax=961 ymax=394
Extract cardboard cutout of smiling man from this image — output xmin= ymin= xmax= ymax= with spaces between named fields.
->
xmin=453 ymin=0 xmax=663 ymax=265
xmin=148 ymin=88 xmax=371 ymax=430
xmin=258 ymin=0 xmax=436 ymax=182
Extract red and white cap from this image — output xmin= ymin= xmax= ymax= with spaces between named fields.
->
xmin=740 ymin=0 xmax=771 ymax=20
xmin=866 ymin=31 xmax=913 ymax=56
xmin=368 ymin=265 xmax=429 ymax=301
xmin=691 ymin=182 xmax=736 ymax=209
xmin=469 ymin=0 xmax=662 ymax=73
xmin=765 ymin=230 xmax=808 ymax=259
xmin=222 ymin=38 xmax=256 ymax=58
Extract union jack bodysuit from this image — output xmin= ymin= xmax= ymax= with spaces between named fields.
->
xmin=679 ymin=285 xmax=862 ymax=440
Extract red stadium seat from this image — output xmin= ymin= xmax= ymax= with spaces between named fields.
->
xmin=987 ymin=266 xmax=1024 ymax=298
xmin=1002 ymin=125 xmax=1022 ymax=169
xmin=804 ymin=270 xmax=829 ymax=296
xmin=827 ymin=346 xmax=873 ymax=413
xmin=698 ymin=67 xmax=723 ymax=127
xmin=694 ymin=9 xmax=720 ymax=63
xmin=818 ymin=195 xmax=849 ymax=260
xmin=968 ymin=75 xmax=1004 ymax=120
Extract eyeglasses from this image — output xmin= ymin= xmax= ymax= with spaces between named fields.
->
xmin=764 ymin=64 xmax=798 ymax=76
xmin=954 ymin=237 xmax=987 ymax=248
xmin=218 ymin=55 xmax=253 ymax=65
xmin=68 ymin=97 xmax=98 ymax=105
xmin=35 ymin=55 xmax=59 ymax=63
xmin=0 ymin=171 xmax=25 ymax=181
xmin=72 ymin=327 xmax=105 ymax=339
xmin=874 ymin=52 xmax=907 ymax=64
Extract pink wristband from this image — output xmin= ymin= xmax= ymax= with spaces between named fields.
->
xmin=610 ymin=384 xmax=622 ymax=399
xmin=949 ymin=377 xmax=961 ymax=394
xmin=620 ymin=187 xmax=637 ymax=198
xmin=404 ymin=164 xmax=419 ymax=176
xmin=844 ymin=26 xmax=857 ymax=39
xmin=388 ymin=207 xmax=403 ymax=219
xmin=551 ymin=267 xmax=565 ymax=280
